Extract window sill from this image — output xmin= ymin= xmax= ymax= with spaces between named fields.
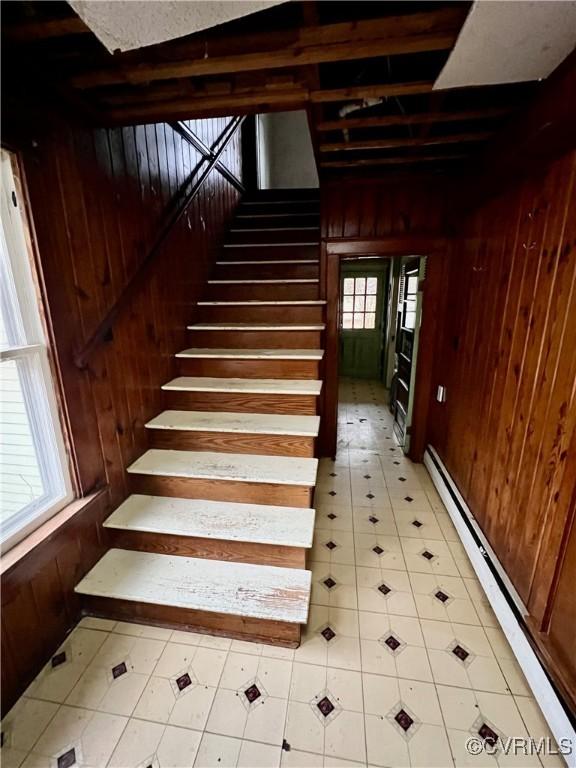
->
xmin=0 ymin=489 xmax=107 ymax=576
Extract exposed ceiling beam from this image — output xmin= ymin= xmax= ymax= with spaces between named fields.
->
xmin=316 ymin=106 xmax=511 ymax=132
xmin=320 ymin=132 xmax=493 ymax=152
xmin=69 ymin=8 xmax=465 ymax=88
xmin=106 ymin=87 xmax=308 ymax=124
xmin=3 ymin=16 xmax=89 ymax=41
xmin=310 ymin=81 xmax=434 ymax=104
xmin=321 ymin=154 xmax=468 ymax=168
xmin=103 ymin=80 xmax=441 ymax=124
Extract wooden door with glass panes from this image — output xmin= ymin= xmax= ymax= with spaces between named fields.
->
xmin=340 ymin=265 xmax=386 ymax=379
xmin=392 ymin=258 xmax=422 ymax=447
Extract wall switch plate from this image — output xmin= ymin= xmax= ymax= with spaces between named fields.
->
xmin=437 ymin=385 xmax=447 ymax=403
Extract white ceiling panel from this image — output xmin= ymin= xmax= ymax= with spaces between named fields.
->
xmin=69 ymin=0 xmax=286 ymax=53
xmin=435 ymin=1 xmax=576 ymax=90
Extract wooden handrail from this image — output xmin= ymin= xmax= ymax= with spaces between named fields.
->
xmin=74 ymin=115 xmax=245 ymax=370
xmin=170 ymin=121 xmax=245 ymax=193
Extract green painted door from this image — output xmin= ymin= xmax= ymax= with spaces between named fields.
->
xmin=340 ymin=263 xmax=387 ymax=379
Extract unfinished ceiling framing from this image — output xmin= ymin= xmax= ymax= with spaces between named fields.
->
xmin=2 ymin=1 xmax=544 ymax=175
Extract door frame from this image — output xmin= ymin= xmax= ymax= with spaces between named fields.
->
xmin=319 ymin=236 xmax=449 ymax=460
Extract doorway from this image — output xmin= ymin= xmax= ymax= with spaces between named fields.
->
xmin=334 ymin=254 xmax=426 ymax=456
xmin=339 ymin=259 xmax=388 ymax=379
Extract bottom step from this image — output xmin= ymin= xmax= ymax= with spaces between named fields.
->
xmin=75 ymin=549 xmax=311 ymax=647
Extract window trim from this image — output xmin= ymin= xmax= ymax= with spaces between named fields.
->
xmin=1 ymin=149 xmax=74 ymax=554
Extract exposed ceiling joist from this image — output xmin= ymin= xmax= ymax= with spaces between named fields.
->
xmin=3 ymin=16 xmax=90 ymax=41
xmin=106 ymin=86 xmax=308 ymax=123
xmin=317 ymin=107 xmax=511 ymax=132
xmin=69 ymin=7 xmax=465 ymax=88
xmin=310 ymin=81 xmax=434 ymax=104
xmin=320 ymin=132 xmax=494 ymax=153
xmin=321 ymin=154 xmax=468 ymax=168
xmin=3 ymin=0 xmax=551 ymax=177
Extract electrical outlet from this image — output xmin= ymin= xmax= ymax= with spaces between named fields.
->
xmin=437 ymin=385 xmax=447 ymax=403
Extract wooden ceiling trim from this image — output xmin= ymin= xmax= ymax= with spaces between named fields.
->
xmin=68 ymin=8 xmax=464 ymax=89
xmin=316 ymin=107 xmax=512 ymax=132
xmin=319 ymin=132 xmax=494 ymax=152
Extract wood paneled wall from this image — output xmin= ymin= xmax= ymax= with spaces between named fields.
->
xmin=428 ymin=149 xmax=576 ymax=708
xmin=318 ymin=175 xmax=451 ymax=457
xmin=322 ymin=175 xmax=452 ymax=241
xmin=1 ymin=115 xmax=242 ymax=714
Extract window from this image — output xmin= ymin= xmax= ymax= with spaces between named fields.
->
xmin=0 ymin=150 xmax=72 ymax=553
xmin=341 ymin=276 xmax=378 ymax=329
xmin=402 ymin=273 xmax=419 ymax=330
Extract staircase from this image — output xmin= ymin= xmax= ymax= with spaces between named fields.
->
xmin=75 ymin=189 xmax=323 ymax=648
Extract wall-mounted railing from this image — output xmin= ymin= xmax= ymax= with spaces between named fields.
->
xmin=74 ymin=115 xmax=245 ymax=370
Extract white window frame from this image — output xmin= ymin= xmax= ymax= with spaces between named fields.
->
xmin=0 ymin=150 xmax=73 ymax=553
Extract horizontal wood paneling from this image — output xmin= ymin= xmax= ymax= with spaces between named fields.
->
xmin=1 ymin=115 xmax=242 ymax=715
xmin=428 ymin=149 xmax=576 ymax=707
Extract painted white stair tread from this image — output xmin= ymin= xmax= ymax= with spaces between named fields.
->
xmin=187 ymin=323 xmax=325 ymax=331
xmin=75 ymin=549 xmax=311 ymax=624
xmin=127 ymin=449 xmax=318 ymax=486
xmin=216 ymin=259 xmax=318 ymax=265
xmin=145 ymin=410 xmax=320 ymax=437
xmin=104 ymin=494 xmax=315 ymax=548
xmin=198 ymin=300 xmax=326 ymax=306
xmin=176 ymin=348 xmax=324 ymax=360
xmin=162 ymin=377 xmax=323 ymax=395
xmin=208 ymin=278 xmax=318 ymax=284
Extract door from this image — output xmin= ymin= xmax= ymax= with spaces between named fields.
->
xmin=391 ymin=257 xmax=424 ymax=449
xmin=340 ymin=262 xmax=387 ymax=379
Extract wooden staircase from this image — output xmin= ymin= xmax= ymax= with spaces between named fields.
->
xmin=75 ymin=189 xmax=323 ymax=647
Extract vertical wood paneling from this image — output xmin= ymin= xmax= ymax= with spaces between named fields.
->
xmin=322 ymin=176 xmax=451 ymax=241
xmin=1 ymin=115 xmax=242 ymax=715
xmin=428 ymin=149 xmax=576 ymax=708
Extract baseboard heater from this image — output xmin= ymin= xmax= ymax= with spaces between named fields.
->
xmin=424 ymin=445 xmax=576 ymax=764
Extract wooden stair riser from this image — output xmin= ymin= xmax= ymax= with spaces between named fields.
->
xmin=147 ymin=429 xmax=315 ymax=457
xmin=205 ymin=284 xmax=319 ymax=301
xmin=225 ymin=230 xmax=319 ymax=246
xmin=176 ymin=357 xmax=321 ymax=379
xmin=163 ymin=390 xmax=318 ymax=415
xmin=198 ymin=305 xmax=324 ymax=323
xmin=214 ymin=263 xmax=319 ymax=280
xmin=220 ymin=245 xmax=318 ymax=262
xmin=107 ymin=529 xmax=306 ymax=569
xmin=234 ymin=215 xmax=319 ymax=229
xmin=187 ymin=329 xmax=322 ymax=349
xmin=81 ymin=598 xmax=301 ymax=647
xmin=129 ymin=473 xmax=314 ymax=507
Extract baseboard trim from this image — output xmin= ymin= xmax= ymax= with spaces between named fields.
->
xmin=424 ymin=445 xmax=575 ymax=764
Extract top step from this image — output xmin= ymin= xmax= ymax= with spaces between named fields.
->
xmin=75 ymin=548 xmax=311 ymax=624
xmin=243 ymin=189 xmax=319 ymax=202
xmin=238 ymin=201 xmax=319 ymax=216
